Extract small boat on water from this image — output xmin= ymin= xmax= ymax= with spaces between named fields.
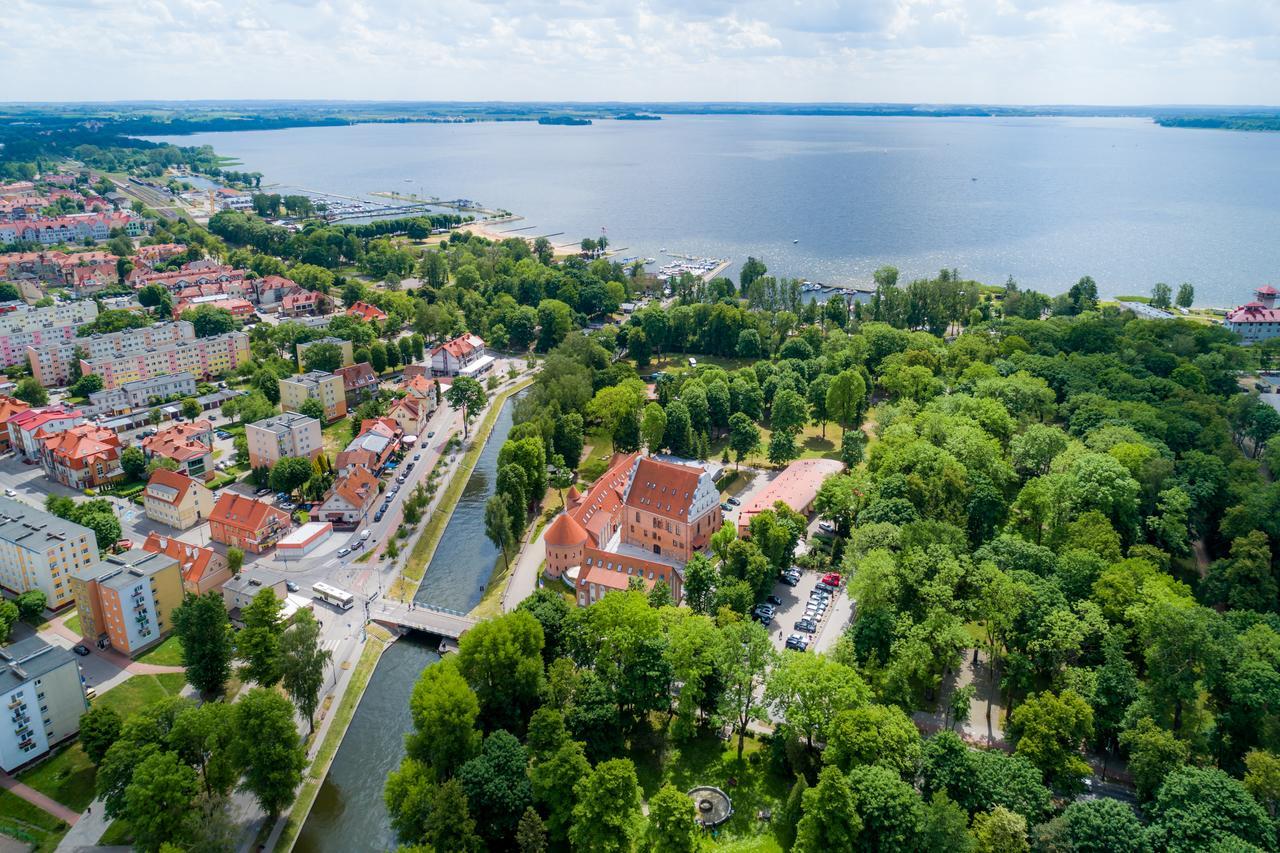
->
xmin=793 ymin=239 xmax=799 ymax=243
xmin=438 ymin=640 xmax=455 ymax=655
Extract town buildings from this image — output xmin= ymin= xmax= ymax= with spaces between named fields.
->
xmin=315 ymin=466 xmax=380 ymax=527
xmin=173 ymin=293 xmax=255 ymax=320
xmin=346 ymin=301 xmax=387 ymax=323
xmin=70 ymin=549 xmax=184 ymax=657
xmin=0 ymin=300 xmax=98 ymax=370
xmin=141 ymin=532 xmax=230 ymax=596
xmin=209 ymin=492 xmax=292 ymax=553
xmin=280 ymin=370 xmax=347 ymax=423
xmin=430 ymin=332 xmax=490 ymax=377
xmin=736 ymin=458 xmax=844 ymax=535
xmin=143 ymin=468 xmax=215 ymax=531
xmin=0 ymin=210 xmax=146 ymax=246
xmin=0 ymin=497 xmax=97 ymax=609
xmin=1225 ymin=286 xmax=1280 ymax=343
xmin=0 ymin=637 xmax=88 ymax=771
xmin=335 ymin=362 xmax=378 ymax=405
xmin=141 ymin=420 xmax=214 ymax=478
xmin=0 ymin=396 xmax=30 ymax=452
xmin=387 ymin=395 xmax=431 ymax=436
xmin=27 ymin=321 xmax=249 ymax=389
xmin=7 ymin=406 xmax=84 ymax=461
xmin=543 ymin=453 xmax=724 ymax=607
xmin=86 ymin=372 xmax=196 ymax=416
xmin=29 ymin=320 xmax=192 ymax=386
xmin=245 ymin=412 xmax=322 ymax=470
xmin=277 ymin=522 xmax=333 ymax=561
xmin=336 ymin=418 xmax=401 ymax=474
xmin=39 ymin=423 xmax=123 ymax=489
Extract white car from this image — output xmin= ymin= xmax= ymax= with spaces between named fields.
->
xmin=3 ymin=489 xmax=15 ymax=497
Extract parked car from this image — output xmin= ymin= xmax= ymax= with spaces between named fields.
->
xmin=766 ymin=594 xmax=782 ymax=606
xmin=815 ymin=582 xmax=836 ymax=594
xmin=427 ymin=431 xmax=435 ymax=438
xmin=779 ymin=573 xmax=800 ymax=587
xmin=350 ymin=540 xmax=364 ymax=550
xmin=285 ymin=580 xmax=299 ymax=593
xmin=727 ymin=497 xmax=741 ymax=506
xmin=256 ymin=488 xmax=272 ymax=497
xmin=3 ymin=489 xmax=14 ymax=497
xmin=215 ymin=430 xmax=231 ymax=439
xmin=822 ymin=572 xmax=843 ymax=587
xmin=337 ymin=547 xmax=351 ymax=557
xmin=785 ymin=634 xmax=810 ymax=651
xmin=413 ymin=454 xmax=422 ymax=461
xmin=72 ymin=644 xmax=90 ymax=657
xmin=818 ymin=521 xmax=835 ymax=534
xmin=374 ymin=510 xmax=384 ymax=522
xmin=721 ymin=502 xmax=732 ymax=512
xmin=794 ymin=618 xmax=818 ymax=633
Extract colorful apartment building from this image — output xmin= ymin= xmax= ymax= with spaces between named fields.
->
xmin=70 ymin=549 xmax=184 ymax=656
xmin=0 ymin=497 xmax=97 ymax=609
xmin=0 ymin=301 xmax=98 ymax=370
xmin=39 ymin=423 xmax=123 ymax=489
xmin=81 ymin=331 xmax=250 ymax=390
xmin=27 ymin=321 xmax=196 ymax=386
xmin=143 ymin=468 xmax=215 ymax=531
xmin=0 ymin=638 xmax=88 ymax=771
xmin=7 ymin=406 xmax=84 ymax=460
xmin=209 ymin=493 xmax=292 ymax=554
xmin=244 ymin=412 xmax=322 ymax=470
xmin=280 ymin=370 xmax=347 ymax=423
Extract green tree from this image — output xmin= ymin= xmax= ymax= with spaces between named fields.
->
xmin=568 ymin=758 xmax=642 ymax=853
xmin=79 ymin=705 xmax=123 ymax=764
xmin=301 ymin=341 xmax=343 ymax=372
xmin=384 ymin=758 xmax=435 ymax=844
xmin=766 ymin=652 xmax=871 ymax=752
xmin=1151 ymin=282 xmax=1172 ymax=309
xmin=641 ymin=402 xmax=668 ymax=453
xmin=0 ymin=600 xmax=16 ymax=643
xmin=485 ymin=494 xmax=516 ymax=574
xmin=826 ymin=370 xmax=866 ymax=436
xmin=181 ymin=305 xmax=238 ymax=338
xmin=280 ymin=609 xmax=331 ymax=733
xmin=718 ymin=619 xmax=778 ymax=760
xmin=237 ymin=588 xmax=284 ymax=686
xmin=778 ymin=775 xmax=808 ymax=851
xmin=226 ymin=547 xmax=244 ymax=575
xmin=647 ymin=783 xmax=698 ymax=853
xmin=794 ymin=765 xmax=862 ymax=853
xmin=446 ymin=376 xmax=488 ymax=439
xmin=14 ymin=377 xmax=48 ymax=406
xmin=847 ymin=763 xmax=925 ymax=851
xmin=1244 ymin=749 xmax=1280 ymax=819
xmin=14 ymin=589 xmax=46 ymax=621
xmin=270 ymin=456 xmax=313 ymax=497
xmin=124 ymin=750 xmax=199 ymax=851
xmin=1146 ymin=765 xmax=1274 ymax=852
xmin=1052 ymin=799 xmax=1148 ymax=853
xmin=1007 ymin=689 xmax=1093 ymax=792
xmin=824 ymin=703 xmax=923 ymax=780
xmin=517 ymin=807 xmax=549 ymax=853
xmin=1175 ymin=283 xmax=1195 ymax=308
xmin=1118 ymin=717 xmax=1189 ymax=802
xmin=971 ymin=806 xmax=1028 ymax=853
xmin=728 ymin=411 xmax=761 ymax=468
xmin=426 ymin=778 xmax=484 ymax=852
xmin=457 ymin=730 xmax=533 ymax=845
xmin=298 ymin=396 xmax=325 ymax=421
xmin=920 ymin=791 xmax=975 ymax=853
xmin=767 ymin=427 xmax=799 ymax=467
xmin=121 ymin=445 xmax=148 ymax=481
xmin=233 ymin=687 xmax=306 ymax=817
xmin=406 ymin=657 xmax=481 ymax=779
xmin=172 ymin=592 xmax=232 ymax=696
xmin=531 ymin=739 xmax=591 ymax=845
xmin=456 ymin=611 xmax=544 ymax=733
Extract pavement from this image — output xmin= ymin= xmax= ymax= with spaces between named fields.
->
xmin=502 ymin=517 xmax=553 ymax=611
xmin=0 ymin=772 xmax=80 ymax=825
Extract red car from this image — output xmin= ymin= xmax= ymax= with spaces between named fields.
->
xmin=822 ymin=573 xmax=843 ymax=587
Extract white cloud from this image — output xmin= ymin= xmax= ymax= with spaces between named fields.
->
xmin=0 ymin=0 xmax=1275 ymax=103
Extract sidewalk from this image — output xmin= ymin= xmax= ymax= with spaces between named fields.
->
xmin=0 ymin=772 xmax=79 ymax=825
xmin=502 ymin=518 xmax=551 ymax=611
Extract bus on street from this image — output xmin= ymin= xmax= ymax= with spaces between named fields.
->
xmin=313 ymin=582 xmax=355 ymax=611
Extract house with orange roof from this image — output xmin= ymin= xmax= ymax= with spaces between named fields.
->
xmin=543 ymin=452 xmax=723 ymax=608
xmin=281 ymin=289 xmax=325 ymax=317
xmin=315 ymin=467 xmax=381 ymax=527
xmin=141 ymin=420 xmax=214 ymax=478
xmin=142 ymin=531 xmax=230 ymax=595
xmin=388 ymin=395 xmax=430 ymax=436
xmin=336 ymin=418 xmax=401 ymax=474
xmin=209 ymin=492 xmax=292 ymax=554
xmin=346 ymin=300 xmax=387 ymax=323
xmin=430 ymin=332 xmax=489 ymax=376
xmin=39 ymin=423 xmax=123 ymax=489
xmin=0 ymin=395 xmax=31 ymax=453
xmin=736 ymin=458 xmax=844 ymax=535
xmin=7 ymin=405 xmax=83 ymax=460
xmin=143 ymin=468 xmax=215 ymax=531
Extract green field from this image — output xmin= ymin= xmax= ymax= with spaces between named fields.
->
xmin=63 ymin=612 xmax=81 ymax=635
xmin=134 ymin=634 xmax=184 ymax=667
xmin=0 ymin=789 xmax=69 ymax=852
xmin=93 ymin=672 xmax=187 ymax=719
xmin=17 ymin=743 xmax=96 ymax=812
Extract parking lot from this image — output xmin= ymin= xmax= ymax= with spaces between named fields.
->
xmin=759 ymin=565 xmax=854 ymax=655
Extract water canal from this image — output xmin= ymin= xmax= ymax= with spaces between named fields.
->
xmin=295 ymin=393 xmax=524 ymax=852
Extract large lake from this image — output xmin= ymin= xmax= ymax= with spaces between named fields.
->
xmin=153 ymin=116 xmax=1280 ymax=306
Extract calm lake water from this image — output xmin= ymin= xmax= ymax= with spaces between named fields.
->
xmin=295 ymin=393 xmax=522 ymax=852
xmin=153 ymin=115 xmax=1280 ymax=305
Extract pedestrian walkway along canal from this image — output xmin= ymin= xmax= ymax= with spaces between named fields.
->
xmin=296 ymin=393 xmax=524 ymax=852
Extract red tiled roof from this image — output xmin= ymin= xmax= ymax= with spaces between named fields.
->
xmin=335 ymin=362 xmax=377 ymax=393
xmin=331 ymin=467 xmax=379 ymax=510
xmin=545 ymin=512 xmax=590 ymax=547
xmin=1226 ymin=303 xmax=1280 ymax=323
xmin=145 ymin=467 xmax=198 ymax=505
xmin=0 ymin=395 xmax=31 ymax=425
xmin=346 ymin=301 xmax=387 ymax=322
xmin=570 ymin=452 xmax=638 ymax=545
xmin=142 ymin=421 xmax=212 ymax=463
xmin=41 ymin=423 xmax=120 ymax=465
xmin=1256 ymin=286 xmax=1279 ymax=296
xmin=623 ymin=456 xmax=700 ymax=520
xmin=142 ymin=531 xmax=221 ymax=587
xmin=431 ymin=333 xmax=485 ymax=359
xmin=211 ymin=492 xmax=290 ymax=533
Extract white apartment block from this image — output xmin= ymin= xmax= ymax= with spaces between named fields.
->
xmin=0 ymin=637 xmax=88 ymax=771
xmin=28 ymin=321 xmax=196 ymax=387
xmin=0 ymin=497 xmax=97 ymax=609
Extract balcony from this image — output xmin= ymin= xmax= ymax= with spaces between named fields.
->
xmin=7 ymin=696 xmax=21 ymax=710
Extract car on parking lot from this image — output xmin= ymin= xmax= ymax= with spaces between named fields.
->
xmin=766 ymin=594 xmax=782 ymax=606
xmin=404 ymin=462 xmax=414 ymax=471
xmin=815 ymin=582 xmax=835 ymax=594
xmin=215 ymin=430 xmax=232 ymax=439
xmin=285 ymin=580 xmax=299 ymax=593
xmin=72 ymin=644 xmax=90 ymax=656
xmin=256 ymin=488 xmax=272 ymax=497
xmin=794 ymin=618 xmax=817 ymax=633
xmin=727 ymin=497 xmax=741 ymax=506
xmin=721 ymin=502 xmax=732 ymax=512
xmin=3 ymin=489 xmax=14 ymax=497
xmin=785 ymin=634 xmax=810 ymax=651
xmin=822 ymin=572 xmax=843 ymax=587
xmin=396 ymin=475 xmax=407 ymax=483
xmin=818 ymin=521 xmax=835 ymax=533
xmin=779 ymin=573 xmax=799 ymax=587
xmin=337 ymin=546 xmax=351 ymax=557
xmin=753 ymin=604 xmax=775 ymax=625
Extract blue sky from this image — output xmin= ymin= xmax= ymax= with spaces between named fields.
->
xmin=2 ymin=0 xmax=1277 ymax=104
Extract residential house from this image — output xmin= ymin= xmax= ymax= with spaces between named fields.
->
xmin=0 ymin=497 xmax=97 ymax=609
xmin=430 ymin=333 xmax=489 ymax=376
xmin=315 ymin=467 xmax=380 ymax=527
xmin=221 ymin=571 xmax=287 ymax=625
xmin=280 ymin=371 xmax=347 ymax=423
xmin=281 ymin=290 xmax=325 ymax=317
xmin=69 ymin=549 xmax=184 ymax=657
xmin=336 ymin=418 xmax=401 ymax=474
xmin=209 ymin=493 xmax=292 ymax=553
xmin=245 ymin=412 xmax=322 ymax=470
xmin=7 ymin=406 xmax=84 ymax=461
xmin=251 ymin=275 xmax=297 ymax=310
xmin=173 ymin=293 xmax=255 ymax=320
xmin=346 ymin=301 xmax=387 ymax=323
xmin=143 ymin=468 xmax=215 ymax=530
xmin=141 ymin=420 xmax=214 ymax=478
xmin=141 ymin=531 xmax=230 ymax=596
xmin=0 ymin=396 xmax=30 ymax=453
xmin=335 ymin=362 xmax=378 ymax=405
xmin=87 ymin=372 xmax=196 ymax=415
xmin=388 ymin=395 xmax=430 ymax=437
xmin=0 ymin=638 xmax=88 ymax=771
xmin=39 ymin=424 xmax=123 ymax=489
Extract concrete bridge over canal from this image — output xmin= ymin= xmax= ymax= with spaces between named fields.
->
xmin=368 ymin=601 xmax=478 ymax=639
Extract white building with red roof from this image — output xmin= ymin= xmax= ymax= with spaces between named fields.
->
xmin=1225 ymin=286 xmax=1280 ymax=343
xmin=430 ymin=333 xmax=490 ymax=376
xmin=143 ymin=468 xmax=215 ymax=531
xmin=8 ymin=405 xmax=84 ymax=460
xmin=39 ymin=423 xmax=123 ymax=489
xmin=141 ymin=421 xmax=214 ymax=478
xmin=346 ymin=301 xmax=387 ymax=323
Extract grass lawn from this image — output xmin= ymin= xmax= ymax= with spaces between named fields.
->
xmin=709 ymin=423 xmax=842 ymax=468
xmin=0 ymin=789 xmax=69 ymax=853
xmin=98 ymin=819 xmax=132 ymax=846
xmin=63 ymin=612 xmax=81 ymax=635
xmin=135 ymin=634 xmax=184 ymax=667
xmin=631 ymin=727 xmax=790 ymax=849
xmin=321 ymin=417 xmax=353 ymax=458
xmin=93 ymin=672 xmax=187 ymax=719
xmin=578 ymin=429 xmax=617 ymax=485
xmin=17 ymin=743 xmax=96 ymax=812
